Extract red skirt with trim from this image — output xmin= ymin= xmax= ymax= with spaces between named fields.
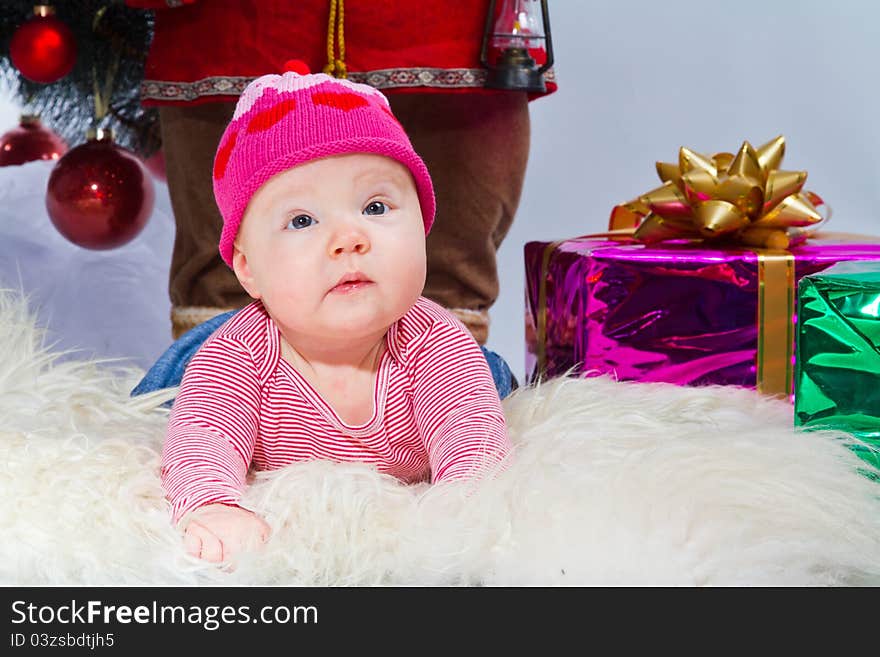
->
xmin=126 ymin=0 xmax=557 ymax=105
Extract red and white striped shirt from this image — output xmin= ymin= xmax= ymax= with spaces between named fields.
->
xmin=162 ymin=297 xmax=510 ymax=523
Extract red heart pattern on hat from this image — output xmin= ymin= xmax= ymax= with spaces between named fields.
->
xmin=311 ymin=91 xmax=370 ymax=112
xmin=213 ymin=130 xmax=237 ymax=180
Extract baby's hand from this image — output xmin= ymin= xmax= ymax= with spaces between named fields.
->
xmin=183 ymin=503 xmax=271 ymax=563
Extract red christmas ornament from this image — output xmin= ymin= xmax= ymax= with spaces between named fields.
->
xmin=45 ymin=128 xmax=155 ymax=250
xmin=0 ymin=114 xmax=67 ymax=166
xmin=10 ymin=5 xmax=77 ymax=84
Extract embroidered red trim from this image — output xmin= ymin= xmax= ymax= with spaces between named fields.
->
xmin=141 ymin=67 xmax=556 ymax=102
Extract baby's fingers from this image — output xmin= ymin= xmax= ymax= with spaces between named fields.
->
xmin=185 ymin=523 xmax=224 ymax=563
xmin=183 ymin=527 xmax=203 ymax=559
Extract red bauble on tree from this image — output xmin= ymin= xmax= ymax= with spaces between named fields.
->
xmin=10 ymin=5 xmax=77 ymax=84
xmin=0 ymin=114 xmax=67 ymax=166
xmin=46 ymin=128 xmax=155 ymax=250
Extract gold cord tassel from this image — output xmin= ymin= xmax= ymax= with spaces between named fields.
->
xmin=323 ymin=0 xmax=347 ymax=78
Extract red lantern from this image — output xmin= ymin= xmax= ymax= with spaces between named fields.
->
xmin=46 ymin=128 xmax=155 ymax=250
xmin=480 ymin=0 xmax=553 ymax=93
xmin=10 ymin=5 xmax=77 ymax=84
xmin=0 ymin=114 xmax=67 ymax=166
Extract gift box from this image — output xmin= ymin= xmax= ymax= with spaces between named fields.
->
xmin=794 ymin=261 xmax=880 ymax=469
xmin=525 ymin=234 xmax=880 ymax=396
xmin=525 ymin=135 xmax=880 ymax=397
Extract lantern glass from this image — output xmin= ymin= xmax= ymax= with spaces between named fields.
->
xmin=490 ymin=0 xmax=546 ymax=51
xmin=480 ymin=0 xmax=553 ymax=92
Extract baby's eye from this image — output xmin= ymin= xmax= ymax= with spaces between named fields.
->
xmin=286 ymin=214 xmax=315 ymax=230
xmin=363 ymin=201 xmax=390 ymax=216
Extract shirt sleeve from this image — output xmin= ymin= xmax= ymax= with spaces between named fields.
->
xmin=161 ymin=335 xmax=262 ymax=524
xmin=409 ymin=316 xmax=512 ymax=483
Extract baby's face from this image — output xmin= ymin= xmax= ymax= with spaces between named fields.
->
xmin=233 ymin=153 xmax=427 ymax=344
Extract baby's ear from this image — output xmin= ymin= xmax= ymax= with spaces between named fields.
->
xmin=232 ymin=244 xmax=261 ymax=300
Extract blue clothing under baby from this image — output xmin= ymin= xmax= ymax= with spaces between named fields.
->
xmin=131 ymin=309 xmax=516 ymax=404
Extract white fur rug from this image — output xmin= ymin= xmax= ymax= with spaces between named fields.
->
xmin=2 ymin=290 xmax=879 ymax=586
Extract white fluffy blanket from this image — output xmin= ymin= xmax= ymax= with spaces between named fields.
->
xmin=2 ymin=290 xmax=879 ymax=586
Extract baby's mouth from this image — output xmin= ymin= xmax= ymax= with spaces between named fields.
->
xmin=329 ymin=272 xmax=374 ymax=295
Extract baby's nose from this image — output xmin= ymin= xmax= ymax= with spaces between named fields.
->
xmin=330 ymin=228 xmax=370 ymax=256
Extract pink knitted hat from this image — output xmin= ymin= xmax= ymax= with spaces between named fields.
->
xmin=213 ymin=63 xmax=436 ymax=268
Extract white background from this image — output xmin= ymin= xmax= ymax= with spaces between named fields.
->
xmin=2 ymin=0 xmax=879 ymax=380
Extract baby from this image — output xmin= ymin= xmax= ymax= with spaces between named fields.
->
xmin=161 ymin=64 xmax=512 ymax=563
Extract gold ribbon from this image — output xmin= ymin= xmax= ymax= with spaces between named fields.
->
xmin=756 ymin=250 xmax=795 ymax=396
xmin=535 ymin=136 xmax=826 ymax=397
xmin=609 ymin=135 xmax=824 ymax=250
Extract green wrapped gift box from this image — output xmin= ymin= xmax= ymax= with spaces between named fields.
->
xmin=795 ymin=261 xmax=880 ymax=470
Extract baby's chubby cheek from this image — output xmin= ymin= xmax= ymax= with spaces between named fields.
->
xmin=399 ymin=247 xmax=427 ymax=299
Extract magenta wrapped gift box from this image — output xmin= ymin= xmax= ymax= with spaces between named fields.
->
xmin=524 ymin=233 xmax=880 ymax=394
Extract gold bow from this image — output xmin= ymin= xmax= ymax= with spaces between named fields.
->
xmin=609 ymin=136 xmax=825 ymax=250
